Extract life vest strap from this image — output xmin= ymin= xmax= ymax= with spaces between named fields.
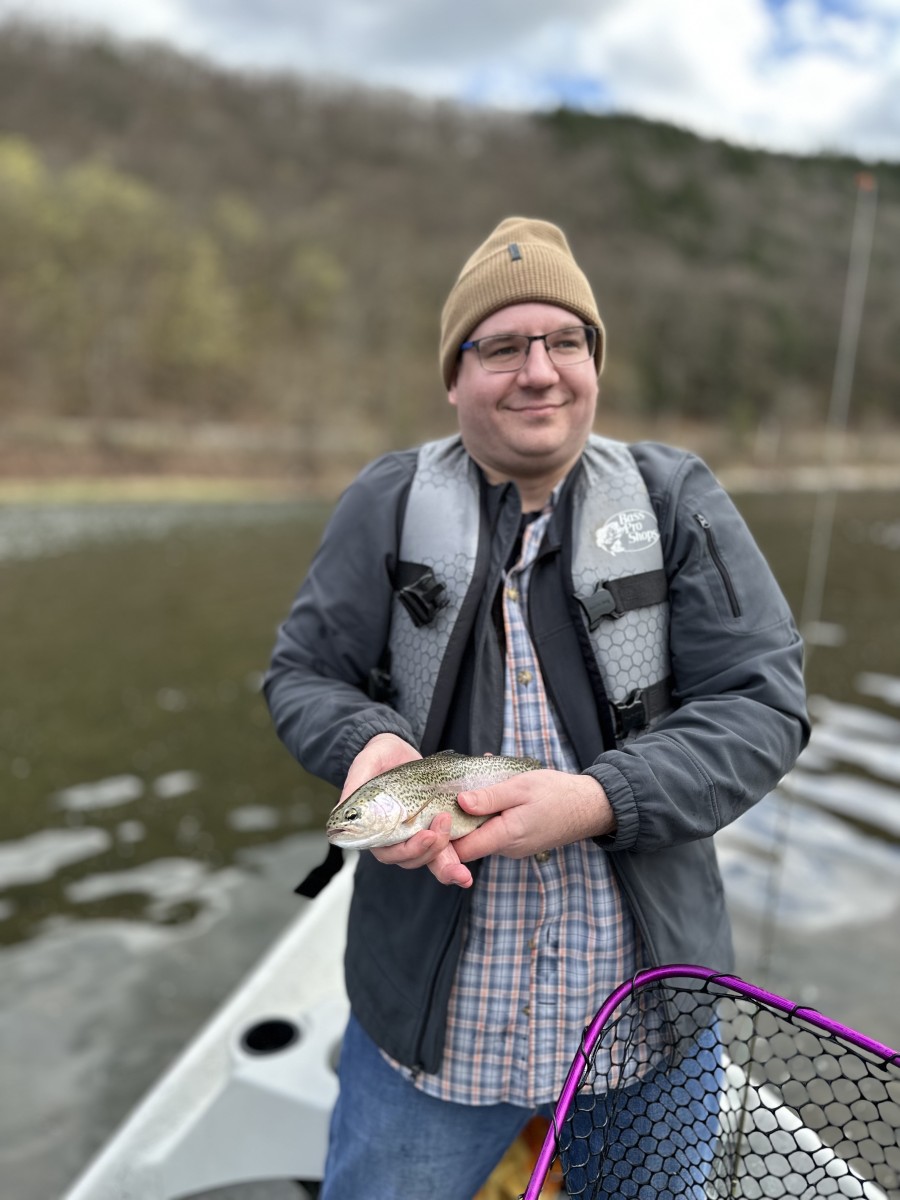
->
xmin=576 ymin=569 xmax=668 ymax=630
xmin=294 ymin=842 xmax=344 ymax=898
xmin=612 ymin=676 xmax=674 ymax=738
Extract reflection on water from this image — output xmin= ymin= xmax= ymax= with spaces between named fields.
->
xmin=867 ymin=518 xmax=900 ymax=550
xmin=1 ymin=488 xmax=899 ymax=1200
xmin=787 ymin=769 xmax=900 ymax=839
xmin=718 ymin=797 xmax=898 ymax=930
xmin=858 ymin=670 xmax=900 ymax=706
xmin=0 ymin=827 xmax=112 ymax=888
xmin=0 ymin=497 xmax=334 ymax=946
xmin=228 ymin=804 xmax=283 ymax=832
xmin=54 ymin=774 xmax=145 ymax=811
xmin=717 ymin=681 xmax=900 ymax=932
xmin=151 ymin=769 xmax=203 ymax=799
xmin=804 ymin=711 xmax=900 ymax=784
xmin=67 ymin=856 xmax=215 ymax=906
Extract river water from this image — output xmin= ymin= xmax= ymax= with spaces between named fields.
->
xmin=1 ymin=486 xmax=899 ymax=1200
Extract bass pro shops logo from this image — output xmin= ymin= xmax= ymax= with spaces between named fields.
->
xmin=594 ymin=510 xmax=660 ymax=556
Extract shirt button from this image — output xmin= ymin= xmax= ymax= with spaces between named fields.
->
xmin=516 ymin=668 xmax=533 ymax=687
xmin=505 ymin=586 xmax=519 ymax=602
xmin=534 ymin=850 xmax=550 ymax=863
xmin=522 ymin=1004 xmax=531 ymax=1016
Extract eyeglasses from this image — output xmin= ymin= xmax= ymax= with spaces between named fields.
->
xmin=459 ymin=325 xmax=599 ymax=374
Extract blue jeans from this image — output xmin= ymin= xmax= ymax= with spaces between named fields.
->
xmin=559 ymin=1022 xmax=723 ymax=1198
xmin=320 ymin=1012 xmax=721 ymax=1199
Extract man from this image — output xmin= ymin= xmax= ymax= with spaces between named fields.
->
xmin=264 ymin=217 xmax=809 ymax=1197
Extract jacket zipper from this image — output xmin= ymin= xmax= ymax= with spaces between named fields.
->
xmin=694 ymin=513 xmax=742 ymax=617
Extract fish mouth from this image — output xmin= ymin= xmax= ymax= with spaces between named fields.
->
xmin=326 ymin=826 xmax=389 ymax=851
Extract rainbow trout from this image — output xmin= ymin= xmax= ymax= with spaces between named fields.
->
xmin=325 ymin=750 xmax=542 ymax=850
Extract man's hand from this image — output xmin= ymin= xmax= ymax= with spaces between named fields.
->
xmin=452 ymin=769 xmax=615 ymax=862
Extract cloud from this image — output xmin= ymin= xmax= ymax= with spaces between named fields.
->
xmin=1 ymin=0 xmax=898 ymax=159
xmin=579 ymin=0 xmax=772 ymax=128
xmin=0 ymin=0 xmax=188 ymax=44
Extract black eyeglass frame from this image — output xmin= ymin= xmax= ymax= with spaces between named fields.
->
xmin=458 ymin=325 xmax=600 ymax=373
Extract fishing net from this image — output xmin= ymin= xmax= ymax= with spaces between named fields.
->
xmin=522 ymin=966 xmax=900 ymax=1200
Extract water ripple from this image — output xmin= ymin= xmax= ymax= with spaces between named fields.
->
xmin=53 ymin=776 xmax=145 ymax=812
xmin=0 ymin=501 xmax=301 ymax=563
xmin=0 ymin=828 xmax=112 ymax=890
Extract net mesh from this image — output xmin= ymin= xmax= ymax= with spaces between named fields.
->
xmin=524 ymin=969 xmax=900 ymax=1200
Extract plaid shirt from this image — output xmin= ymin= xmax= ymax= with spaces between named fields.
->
xmin=402 ymin=501 xmax=643 ymax=1106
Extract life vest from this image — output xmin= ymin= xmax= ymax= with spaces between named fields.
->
xmin=296 ymin=434 xmax=673 ymax=898
xmin=387 ymin=434 xmax=672 ymax=749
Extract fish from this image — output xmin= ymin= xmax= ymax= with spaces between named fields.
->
xmin=325 ymin=750 xmax=543 ymax=850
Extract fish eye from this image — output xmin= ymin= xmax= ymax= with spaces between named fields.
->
xmin=344 ymin=808 xmax=360 ymax=823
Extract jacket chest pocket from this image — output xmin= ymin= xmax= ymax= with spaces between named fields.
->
xmin=694 ymin=512 xmax=742 ymax=619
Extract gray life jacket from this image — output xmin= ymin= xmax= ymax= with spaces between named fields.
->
xmin=386 ymin=434 xmax=672 ymax=750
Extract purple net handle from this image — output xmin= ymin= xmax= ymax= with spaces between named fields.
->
xmin=522 ymin=962 xmax=900 ymax=1200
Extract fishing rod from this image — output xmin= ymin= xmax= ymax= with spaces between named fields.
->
xmin=756 ymin=171 xmax=878 ymax=984
xmin=799 ymin=172 xmax=879 ymax=657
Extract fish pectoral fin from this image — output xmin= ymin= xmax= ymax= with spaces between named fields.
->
xmin=400 ymin=799 xmax=433 ymax=825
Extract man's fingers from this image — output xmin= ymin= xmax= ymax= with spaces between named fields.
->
xmin=457 ymin=773 xmax=540 ymax=816
xmin=370 ymin=813 xmax=472 ymax=886
xmin=338 ymin=735 xmax=422 ymax=803
xmin=372 ymin=827 xmax=440 ymax=867
xmin=428 ymin=846 xmax=473 ymax=888
xmin=421 ymin=815 xmax=473 ymax=883
xmin=453 ymin=818 xmax=512 ymax=863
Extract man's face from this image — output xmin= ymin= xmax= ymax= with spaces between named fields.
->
xmin=448 ymin=302 xmax=599 ymax=492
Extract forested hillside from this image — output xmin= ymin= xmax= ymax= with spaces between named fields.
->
xmin=1 ymin=22 xmax=897 ymax=461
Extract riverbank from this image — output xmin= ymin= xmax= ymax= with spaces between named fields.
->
xmin=2 ymin=416 xmax=900 ymax=502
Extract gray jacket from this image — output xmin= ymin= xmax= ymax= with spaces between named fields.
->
xmin=265 ymin=440 xmax=809 ymax=1072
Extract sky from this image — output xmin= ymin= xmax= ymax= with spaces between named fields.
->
xmin=1 ymin=0 xmax=899 ymax=161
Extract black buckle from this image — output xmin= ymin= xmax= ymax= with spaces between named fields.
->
xmin=613 ymin=689 xmax=648 ymax=738
xmin=577 ymin=583 xmax=620 ymax=631
xmin=367 ymin=665 xmax=395 ymax=703
xmin=397 ymin=569 xmax=448 ymax=628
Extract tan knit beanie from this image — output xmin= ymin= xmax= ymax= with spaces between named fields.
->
xmin=439 ymin=217 xmax=605 ymax=388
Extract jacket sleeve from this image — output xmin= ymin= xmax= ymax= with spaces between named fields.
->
xmin=263 ymin=452 xmax=419 ymax=789
xmin=585 ymin=443 xmax=810 ymax=854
